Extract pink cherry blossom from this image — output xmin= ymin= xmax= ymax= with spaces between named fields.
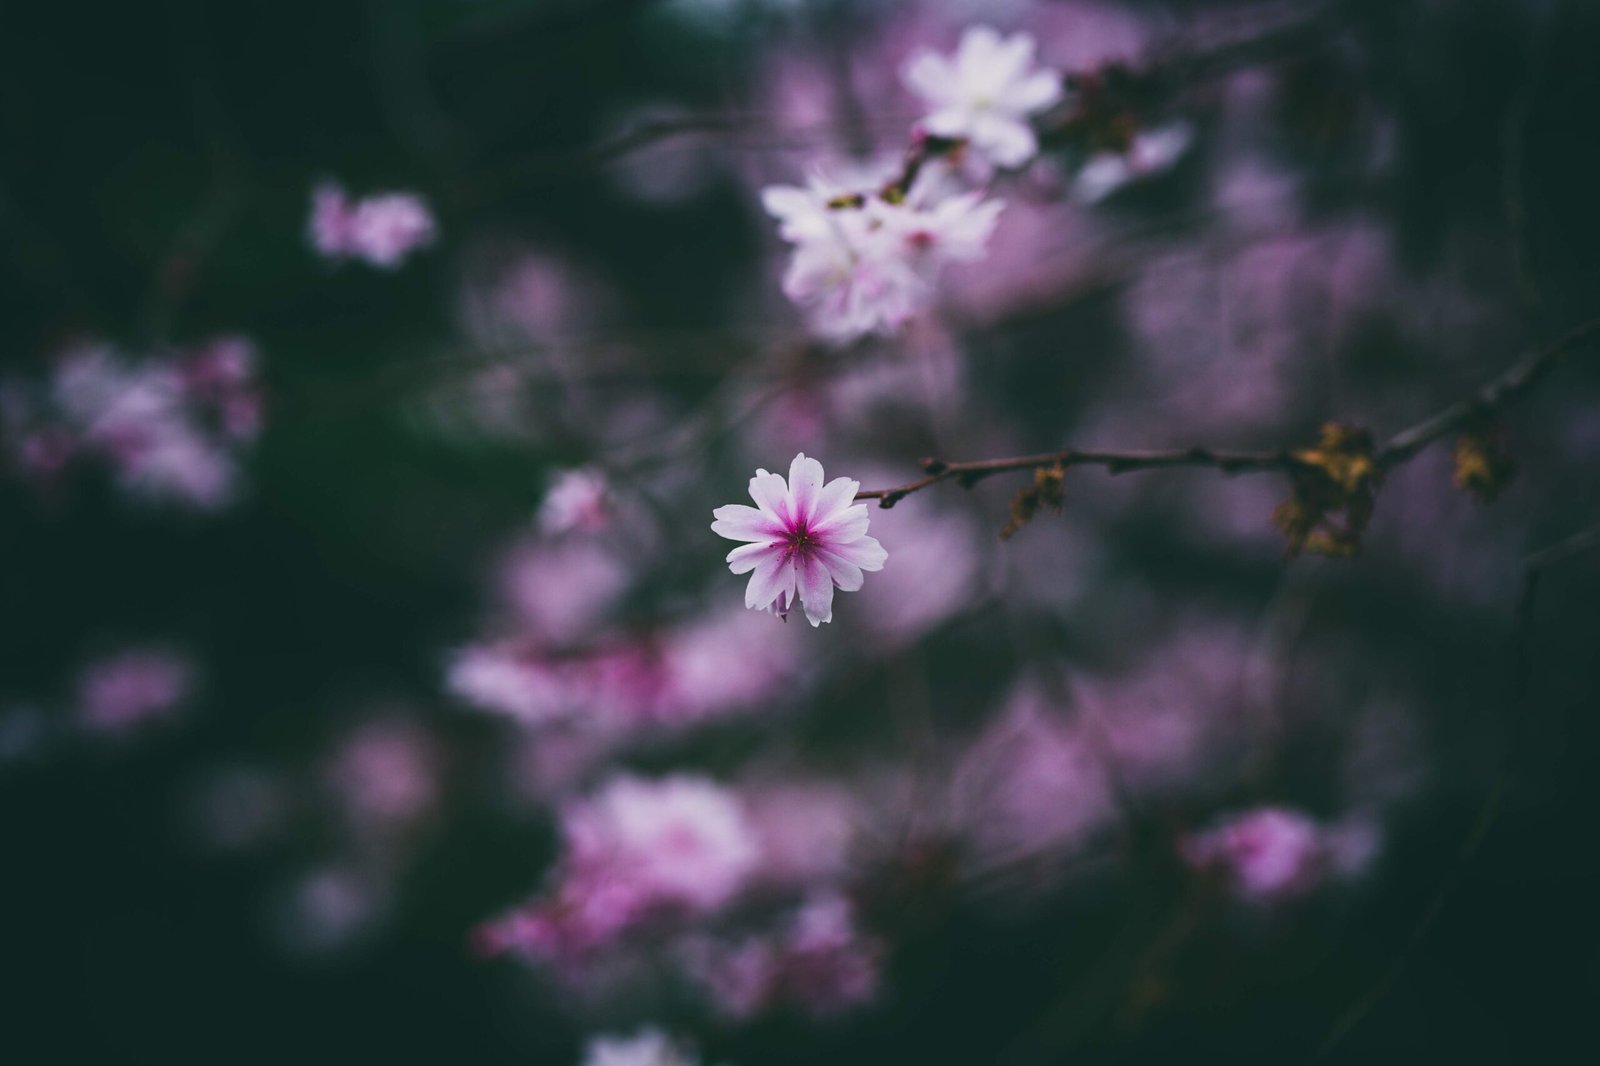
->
xmin=902 ymin=25 xmax=1064 ymax=169
xmin=561 ymin=774 xmax=761 ymax=917
xmin=307 ymin=181 xmax=436 ymax=269
xmin=1180 ymin=806 xmax=1381 ymax=903
xmin=686 ymin=892 xmax=882 ymax=1019
xmin=761 ymin=173 xmax=1005 ymax=342
xmin=712 ymin=453 xmax=887 ymax=626
xmin=348 ymin=192 xmax=437 ymax=268
xmin=479 ymin=775 xmax=762 ymax=962
xmin=76 ymin=648 xmax=195 ymax=733
xmin=538 ymin=467 xmax=613 ymax=535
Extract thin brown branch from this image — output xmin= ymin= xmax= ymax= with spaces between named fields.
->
xmin=857 ymin=448 xmax=1300 ymax=507
xmin=856 ymin=315 xmax=1600 ymax=508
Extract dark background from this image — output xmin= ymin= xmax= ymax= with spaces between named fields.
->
xmin=3 ymin=1 xmax=1599 ymax=1062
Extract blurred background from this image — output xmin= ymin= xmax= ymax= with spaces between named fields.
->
xmin=3 ymin=0 xmax=1599 ymax=1062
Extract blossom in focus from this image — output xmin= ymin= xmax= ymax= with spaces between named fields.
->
xmin=308 ymin=182 xmax=437 ymax=269
xmin=902 ymin=25 xmax=1064 ymax=169
xmin=580 ymin=1028 xmax=698 ymax=1066
xmin=712 ymin=453 xmax=887 ymax=626
xmin=1180 ymin=806 xmax=1380 ymax=903
xmin=761 ymin=173 xmax=1003 ymax=342
xmin=76 ymin=648 xmax=195 ymax=734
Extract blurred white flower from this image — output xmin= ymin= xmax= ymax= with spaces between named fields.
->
xmin=1074 ymin=121 xmax=1195 ymax=203
xmin=581 ymin=1028 xmax=697 ymax=1066
xmin=902 ymin=25 xmax=1064 ymax=169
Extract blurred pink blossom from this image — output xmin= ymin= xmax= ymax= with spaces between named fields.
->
xmin=539 ymin=468 xmax=614 ymax=536
xmin=497 ymin=536 xmax=631 ymax=643
xmin=325 ymin=719 xmax=439 ymax=828
xmin=1180 ymin=806 xmax=1380 ymax=903
xmin=76 ymin=647 xmax=194 ymax=734
xmin=481 ymin=775 xmax=761 ymax=961
xmin=308 ymin=181 xmax=436 ymax=269
xmin=762 ymin=172 xmax=1003 ymax=342
xmin=687 ymin=892 xmax=882 ymax=1018
xmin=2 ymin=342 xmax=263 ymax=509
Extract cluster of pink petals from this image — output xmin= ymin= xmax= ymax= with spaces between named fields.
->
xmin=685 ymin=892 xmax=882 ymax=1019
xmin=309 ymin=182 xmax=437 ymax=269
xmin=1180 ymin=806 xmax=1381 ymax=903
xmin=478 ymin=775 xmax=761 ymax=961
xmin=712 ymin=453 xmax=886 ymax=626
xmin=762 ymin=172 xmax=1004 ymax=342
xmin=1 ymin=340 xmax=263 ymax=509
xmin=446 ymin=607 xmax=797 ymax=731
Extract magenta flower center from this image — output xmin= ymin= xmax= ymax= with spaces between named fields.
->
xmin=782 ymin=523 xmax=818 ymax=562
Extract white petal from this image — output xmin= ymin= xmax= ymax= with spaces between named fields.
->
xmin=813 ymin=502 xmax=870 ymax=543
xmin=748 ymin=468 xmax=793 ymax=525
xmin=745 ymin=551 xmax=795 ymax=611
xmin=921 ymin=106 xmax=973 ymax=139
xmin=1003 ymin=69 xmax=1063 ymax=114
xmin=903 ymin=51 xmax=955 ymax=104
xmin=712 ymin=503 xmax=782 ymax=543
xmin=812 ymin=475 xmax=860 ymax=524
xmin=726 ymin=541 xmax=779 ymax=575
xmin=797 ymin=553 xmax=835 ymax=626
xmin=973 ymin=114 xmax=1038 ymax=169
xmin=788 ymin=453 xmax=826 ymax=525
xmin=957 ymin=26 xmax=1005 ymax=75
xmin=828 ymin=533 xmax=887 ymax=572
xmin=761 ymin=185 xmax=810 ymax=220
xmin=814 ymin=547 xmax=864 ymax=592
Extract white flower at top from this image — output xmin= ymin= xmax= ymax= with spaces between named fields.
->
xmin=902 ymin=25 xmax=1064 ymax=170
xmin=761 ymin=172 xmax=1004 ymax=343
xmin=712 ymin=453 xmax=886 ymax=626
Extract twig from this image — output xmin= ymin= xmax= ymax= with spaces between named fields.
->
xmin=856 ymin=447 xmax=1297 ymax=507
xmin=1374 ymin=314 xmax=1600 ymax=467
xmin=856 ymin=315 xmax=1600 ymax=507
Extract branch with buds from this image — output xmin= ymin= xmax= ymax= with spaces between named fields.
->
xmin=856 ymin=315 xmax=1600 ymax=552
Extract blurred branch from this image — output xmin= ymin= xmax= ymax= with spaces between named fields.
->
xmin=465 ymin=0 xmax=1337 ymax=203
xmin=856 ymin=314 xmax=1600 ymax=507
xmin=880 ymin=1 xmax=1340 ymax=199
xmin=1374 ymin=314 xmax=1600 ymax=466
